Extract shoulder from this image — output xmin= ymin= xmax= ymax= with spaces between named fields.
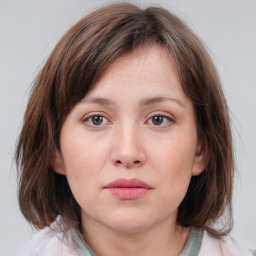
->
xmin=18 ymin=225 xmax=78 ymax=256
xmin=199 ymin=231 xmax=253 ymax=256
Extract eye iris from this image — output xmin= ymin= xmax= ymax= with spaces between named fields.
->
xmin=152 ymin=116 xmax=163 ymax=125
xmin=92 ymin=116 xmax=103 ymax=125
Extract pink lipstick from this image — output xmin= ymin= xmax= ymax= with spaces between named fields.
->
xmin=104 ymin=178 xmax=152 ymax=200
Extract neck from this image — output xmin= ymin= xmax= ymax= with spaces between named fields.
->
xmin=81 ymin=217 xmax=189 ymax=256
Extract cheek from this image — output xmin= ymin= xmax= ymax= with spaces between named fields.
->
xmin=149 ymin=136 xmax=196 ymax=174
xmin=61 ymin=131 xmax=109 ymax=176
xmin=148 ymin=137 xmax=196 ymax=199
xmin=61 ymin=140 xmax=105 ymax=208
xmin=59 ymin=139 xmax=108 ymax=207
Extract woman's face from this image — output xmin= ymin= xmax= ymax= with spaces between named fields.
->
xmin=54 ymin=45 xmax=206 ymax=234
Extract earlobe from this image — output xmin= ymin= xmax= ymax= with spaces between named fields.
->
xmin=191 ymin=141 xmax=208 ymax=176
xmin=53 ymin=150 xmax=66 ymax=175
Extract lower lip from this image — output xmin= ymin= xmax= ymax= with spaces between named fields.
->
xmin=106 ymin=188 xmax=151 ymax=200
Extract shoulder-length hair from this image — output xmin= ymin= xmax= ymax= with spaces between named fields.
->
xmin=16 ymin=2 xmax=234 ymax=237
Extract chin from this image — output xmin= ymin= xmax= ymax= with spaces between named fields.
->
xmin=108 ymin=221 xmax=152 ymax=234
xmin=103 ymin=211 xmax=154 ymax=234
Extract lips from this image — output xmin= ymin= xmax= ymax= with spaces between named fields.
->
xmin=104 ymin=178 xmax=152 ymax=200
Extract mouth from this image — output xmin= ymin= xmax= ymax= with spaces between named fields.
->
xmin=104 ymin=178 xmax=153 ymax=200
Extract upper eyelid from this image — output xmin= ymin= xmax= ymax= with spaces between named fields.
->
xmin=81 ymin=111 xmax=175 ymax=123
xmin=147 ymin=116 xmax=174 ymax=123
xmin=82 ymin=112 xmax=111 ymax=121
xmin=82 ymin=114 xmax=111 ymax=128
xmin=145 ymin=112 xmax=176 ymax=127
xmin=146 ymin=111 xmax=175 ymax=120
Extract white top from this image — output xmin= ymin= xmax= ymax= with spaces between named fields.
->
xmin=19 ymin=222 xmax=253 ymax=256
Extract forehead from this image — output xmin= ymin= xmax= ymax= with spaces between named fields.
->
xmin=85 ymin=45 xmax=185 ymax=102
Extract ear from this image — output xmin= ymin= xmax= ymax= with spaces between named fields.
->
xmin=191 ymin=140 xmax=208 ymax=176
xmin=53 ymin=150 xmax=66 ymax=175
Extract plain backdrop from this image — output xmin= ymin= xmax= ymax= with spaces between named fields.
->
xmin=0 ymin=0 xmax=255 ymax=255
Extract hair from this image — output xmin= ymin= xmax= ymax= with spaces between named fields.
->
xmin=16 ymin=2 xmax=234 ymax=237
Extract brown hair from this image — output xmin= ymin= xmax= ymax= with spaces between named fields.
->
xmin=16 ymin=2 xmax=234 ymax=237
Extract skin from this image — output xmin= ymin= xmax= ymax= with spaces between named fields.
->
xmin=54 ymin=45 xmax=206 ymax=256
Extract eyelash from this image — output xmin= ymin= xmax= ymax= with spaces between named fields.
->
xmin=82 ymin=113 xmax=111 ymax=127
xmin=82 ymin=113 xmax=175 ymax=128
xmin=146 ymin=114 xmax=174 ymax=127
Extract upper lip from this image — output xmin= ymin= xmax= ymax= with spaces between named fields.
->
xmin=104 ymin=178 xmax=152 ymax=189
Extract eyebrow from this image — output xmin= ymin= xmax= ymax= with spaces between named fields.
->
xmin=82 ymin=96 xmax=185 ymax=108
xmin=82 ymin=97 xmax=114 ymax=105
xmin=139 ymin=96 xmax=185 ymax=108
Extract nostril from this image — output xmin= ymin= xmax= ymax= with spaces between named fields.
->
xmin=114 ymin=159 xmax=141 ymax=167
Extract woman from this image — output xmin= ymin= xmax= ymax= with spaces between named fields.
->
xmin=16 ymin=2 xmax=254 ymax=255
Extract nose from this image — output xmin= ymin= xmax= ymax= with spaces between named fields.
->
xmin=110 ymin=124 xmax=146 ymax=169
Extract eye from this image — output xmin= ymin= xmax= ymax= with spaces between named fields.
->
xmin=147 ymin=114 xmax=174 ymax=127
xmin=83 ymin=114 xmax=110 ymax=127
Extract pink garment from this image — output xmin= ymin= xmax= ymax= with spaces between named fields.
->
xmin=19 ymin=225 xmax=252 ymax=256
xmin=19 ymin=226 xmax=77 ymax=256
xmin=199 ymin=231 xmax=252 ymax=256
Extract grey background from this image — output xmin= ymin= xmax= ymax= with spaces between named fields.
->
xmin=0 ymin=0 xmax=255 ymax=255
